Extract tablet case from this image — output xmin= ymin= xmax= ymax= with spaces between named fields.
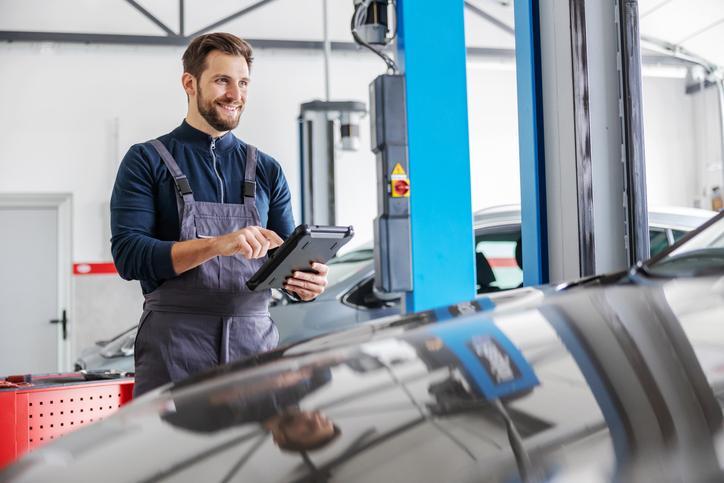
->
xmin=246 ymin=224 xmax=354 ymax=291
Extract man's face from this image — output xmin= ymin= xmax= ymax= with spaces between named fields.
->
xmin=193 ymin=51 xmax=250 ymax=132
xmin=273 ymin=410 xmax=337 ymax=450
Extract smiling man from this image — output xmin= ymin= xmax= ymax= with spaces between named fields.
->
xmin=111 ymin=33 xmax=329 ymax=397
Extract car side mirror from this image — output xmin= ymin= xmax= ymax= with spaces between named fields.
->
xmin=372 ymin=286 xmax=401 ymax=305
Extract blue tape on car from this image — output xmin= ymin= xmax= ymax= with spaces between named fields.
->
xmin=427 ymin=318 xmax=539 ymax=400
xmin=477 ymin=296 xmax=496 ymax=311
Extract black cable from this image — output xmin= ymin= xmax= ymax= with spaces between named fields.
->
xmin=350 ymin=2 xmax=399 ymax=74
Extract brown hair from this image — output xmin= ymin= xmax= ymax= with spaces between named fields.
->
xmin=182 ymin=32 xmax=254 ymax=79
xmin=275 ymin=424 xmax=342 ymax=453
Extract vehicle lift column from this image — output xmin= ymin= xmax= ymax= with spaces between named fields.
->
xmin=515 ymin=0 xmax=650 ymax=284
xmin=379 ymin=0 xmax=474 ymax=313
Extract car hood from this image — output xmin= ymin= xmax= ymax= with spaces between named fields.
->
xmin=6 ymin=276 xmax=724 ymax=483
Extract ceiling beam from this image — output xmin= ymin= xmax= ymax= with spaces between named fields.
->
xmin=676 ymin=17 xmax=724 ymax=44
xmin=0 ymin=30 xmax=702 ymax=69
xmin=0 ymin=31 xmax=362 ymax=51
xmin=188 ymin=0 xmax=279 ymax=37
xmin=125 ymin=0 xmax=177 ymax=36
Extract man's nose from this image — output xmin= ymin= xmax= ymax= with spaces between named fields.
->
xmin=226 ymin=84 xmax=243 ymax=101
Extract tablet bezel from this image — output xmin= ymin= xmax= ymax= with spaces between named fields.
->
xmin=246 ymin=224 xmax=354 ymax=291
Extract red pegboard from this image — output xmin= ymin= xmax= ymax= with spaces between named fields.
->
xmin=0 ymin=378 xmax=134 ymax=469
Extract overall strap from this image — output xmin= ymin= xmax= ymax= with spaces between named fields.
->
xmin=149 ymin=139 xmax=195 ymax=212
xmin=244 ymin=144 xmax=258 ymax=201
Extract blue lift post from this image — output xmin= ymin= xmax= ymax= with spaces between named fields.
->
xmin=514 ymin=0 xmax=548 ymax=286
xmin=395 ymin=0 xmax=475 ymax=313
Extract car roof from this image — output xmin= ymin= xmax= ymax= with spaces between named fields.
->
xmin=648 ymin=206 xmax=718 ymax=230
xmin=473 ymin=204 xmax=717 ymax=230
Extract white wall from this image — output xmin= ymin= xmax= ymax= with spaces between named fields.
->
xmin=641 ymin=73 xmax=724 ymax=210
xmin=691 ymin=82 xmax=724 ymax=208
xmin=467 ymin=60 xmax=521 ymax=211
xmin=642 ymin=75 xmax=698 ymax=207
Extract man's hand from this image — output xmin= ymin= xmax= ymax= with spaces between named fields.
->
xmin=214 ymin=226 xmax=284 ymax=258
xmin=171 ymin=226 xmax=283 ymax=275
xmin=283 ymin=262 xmax=329 ymax=301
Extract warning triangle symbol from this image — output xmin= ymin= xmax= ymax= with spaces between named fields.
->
xmin=391 ymin=163 xmax=406 ymax=176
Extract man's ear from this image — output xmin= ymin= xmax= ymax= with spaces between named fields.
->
xmin=181 ymin=72 xmax=196 ymax=98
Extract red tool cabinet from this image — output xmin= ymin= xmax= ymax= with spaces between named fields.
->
xmin=0 ymin=376 xmax=134 ymax=469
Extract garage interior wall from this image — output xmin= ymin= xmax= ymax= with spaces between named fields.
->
xmin=0 ymin=1 xmax=717 ymax=361
xmin=643 ymin=74 xmax=723 ymax=210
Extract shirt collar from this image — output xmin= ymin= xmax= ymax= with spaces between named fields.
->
xmin=172 ymin=119 xmax=238 ymax=151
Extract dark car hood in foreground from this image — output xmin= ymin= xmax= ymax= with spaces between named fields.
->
xmin=6 ymin=276 xmax=724 ymax=483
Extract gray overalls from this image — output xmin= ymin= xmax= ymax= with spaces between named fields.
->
xmin=132 ymin=139 xmax=279 ymax=397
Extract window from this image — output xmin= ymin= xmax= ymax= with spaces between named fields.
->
xmin=671 ymin=229 xmax=687 ymax=243
xmin=649 ymin=228 xmax=670 ymax=257
xmin=475 ymin=226 xmax=522 ymax=293
xmin=343 ymin=277 xmax=401 ymax=311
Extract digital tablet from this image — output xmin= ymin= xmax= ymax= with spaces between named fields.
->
xmin=246 ymin=224 xmax=354 ymax=291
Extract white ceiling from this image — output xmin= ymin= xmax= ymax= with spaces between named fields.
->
xmin=0 ymin=0 xmax=722 ymax=66
xmin=639 ymin=0 xmax=724 ymax=66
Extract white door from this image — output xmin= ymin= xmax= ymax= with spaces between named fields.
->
xmin=0 ymin=195 xmax=71 ymax=375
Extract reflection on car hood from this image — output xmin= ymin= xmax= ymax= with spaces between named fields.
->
xmin=6 ymin=275 xmax=724 ymax=482
xmin=168 ymin=286 xmax=550 ymax=388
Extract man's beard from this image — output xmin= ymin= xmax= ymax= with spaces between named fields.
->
xmin=197 ymin=85 xmax=243 ymax=132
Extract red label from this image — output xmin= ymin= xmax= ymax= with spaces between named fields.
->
xmin=73 ymin=263 xmax=118 ymax=275
xmin=488 ymin=258 xmax=518 ymax=268
xmin=393 ymin=179 xmax=410 ymax=197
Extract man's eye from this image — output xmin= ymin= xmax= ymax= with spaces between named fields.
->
xmin=216 ymin=78 xmax=227 ymax=84
xmin=240 ymin=81 xmax=249 ymax=87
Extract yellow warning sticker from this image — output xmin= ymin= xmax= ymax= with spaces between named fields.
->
xmin=390 ymin=163 xmax=410 ymax=197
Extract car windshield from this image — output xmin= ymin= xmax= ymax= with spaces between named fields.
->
xmin=645 ymin=213 xmax=724 ymax=277
xmin=325 ymin=247 xmax=373 ymax=286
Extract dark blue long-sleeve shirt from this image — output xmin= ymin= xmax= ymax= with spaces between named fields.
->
xmin=111 ymin=120 xmax=295 ymax=294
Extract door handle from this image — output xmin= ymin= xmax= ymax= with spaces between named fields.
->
xmin=50 ymin=309 xmax=68 ymax=340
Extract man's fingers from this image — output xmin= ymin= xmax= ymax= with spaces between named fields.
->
xmin=285 ymin=262 xmax=330 ymax=300
xmin=237 ymin=238 xmax=253 ymax=258
xmin=311 ymin=262 xmax=329 ymax=275
xmin=248 ymin=227 xmax=273 ymax=257
xmin=283 ymin=284 xmax=316 ymax=301
xmin=259 ymin=236 xmax=271 ymax=256
xmin=259 ymin=228 xmax=284 ymax=248
xmin=245 ymin=231 xmax=263 ymax=258
xmin=291 ymin=270 xmax=328 ymax=287
xmin=286 ymin=276 xmax=325 ymax=292
xmin=284 ymin=277 xmax=307 ymax=290
xmin=223 ymin=227 xmax=282 ymax=258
